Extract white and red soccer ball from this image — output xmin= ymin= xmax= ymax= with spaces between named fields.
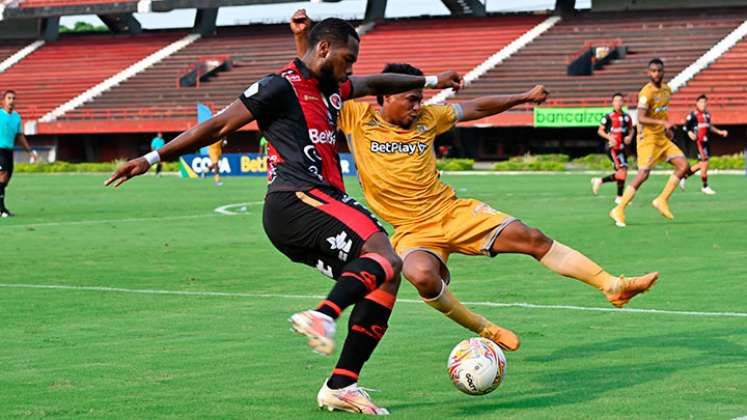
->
xmin=447 ymin=337 xmax=507 ymax=395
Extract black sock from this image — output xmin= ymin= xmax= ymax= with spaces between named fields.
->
xmin=617 ymin=180 xmax=625 ymax=196
xmin=702 ymin=177 xmax=708 ymax=188
xmin=328 ymin=289 xmax=395 ymax=389
xmin=690 ymin=167 xmax=699 ymax=176
xmin=316 ymin=256 xmax=388 ymax=319
xmin=601 ymin=174 xmax=616 ymax=183
xmin=156 ymin=163 xmax=162 ymax=175
xmin=0 ymin=182 xmax=6 ymax=211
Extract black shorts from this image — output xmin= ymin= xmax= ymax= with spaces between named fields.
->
xmin=263 ymin=187 xmax=386 ymax=279
xmin=696 ymin=142 xmax=710 ymax=161
xmin=607 ymin=148 xmax=628 ymax=169
xmin=0 ymin=148 xmax=13 ymax=174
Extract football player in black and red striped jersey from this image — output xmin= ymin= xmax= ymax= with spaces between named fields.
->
xmin=591 ymin=93 xmax=634 ymax=203
xmin=106 ymin=16 xmax=462 ymax=415
xmin=681 ymin=94 xmax=728 ymax=195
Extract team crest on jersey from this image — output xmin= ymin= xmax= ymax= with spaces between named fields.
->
xmin=416 ymin=124 xmax=429 ymax=134
xmin=328 ymin=93 xmax=342 ymax=110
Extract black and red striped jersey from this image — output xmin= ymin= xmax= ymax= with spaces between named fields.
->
xmin=240 ymin=58 xmax=352 ymax=193
xmin=600 ymin=111 xmax=633 ymax=150
xmin=684 ymin=110 xmax=712 ymax=143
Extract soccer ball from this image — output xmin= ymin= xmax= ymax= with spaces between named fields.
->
xmin=447 ymin=337 xmax=507 ymax=395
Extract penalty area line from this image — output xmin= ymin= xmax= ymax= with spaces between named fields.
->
xmin=1 ymin=283 xmax=746 ymax=319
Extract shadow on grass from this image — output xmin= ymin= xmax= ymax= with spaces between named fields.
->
xmin=398 ymin=327 xmax=745 ymax=416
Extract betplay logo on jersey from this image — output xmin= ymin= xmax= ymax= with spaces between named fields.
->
xmin=370 ymin=141 xmax=429 ymax=155
xmin=308 ymin=128 xmax=336 ymax=145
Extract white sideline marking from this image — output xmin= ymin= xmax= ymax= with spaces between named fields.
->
xmin=5 ymin=213 xmax=214 ymax=229
xmin=1 ymin=283 xmax=745 ymax=319
xmin=213 ymin=201 xmax=264 ymax=216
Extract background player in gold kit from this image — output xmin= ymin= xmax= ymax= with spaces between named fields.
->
xmin=293 ymin=15 xmax=659 ymax=352
xmin=609 ymin=58 xmax=691 ymax=227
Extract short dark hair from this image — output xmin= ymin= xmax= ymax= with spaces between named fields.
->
xmin=3 ymin=90 xmax=16 ymax=98
xmin=309 ymin=18 xmax=359 ymax=48
xmin=612 ymin=92 xmax=624 ymax=100
xmin=696 ymin=94 xmax=707 ymax=101
xmin=377 ymin=63 xmax=424 ymax=106
xmin=648 ymin=58 xmax=664 ymax=67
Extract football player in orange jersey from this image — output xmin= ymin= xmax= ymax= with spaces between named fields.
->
xmin=293 ymin=12 xmax=659 ymax=353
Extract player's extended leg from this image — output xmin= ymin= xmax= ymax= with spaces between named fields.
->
xmin=652 ymin=156 xmax=690 ymax=220
xmin=615 ymin=167 xmax=628 ymax=203
xmin=609 ymin=168 xmax=650 ymax=227
xmin=490 ymin=221 xmax=658 ymax=308
xmin=155 ymin=162 xmax=162 ymax=176
xmin=316 ymin=233 xmax=401 ymax=415
xmin=700 ymin=160 xmax=714 ymax=194
xmin=403 ymin=251 xmax=520 ymax=351
xmin=0 ymin=170 xmax=11 ymax=216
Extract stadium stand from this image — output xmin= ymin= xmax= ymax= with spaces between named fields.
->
xmin=0 ymin=40 xmax=30 ymax=63
xmin=60 ymin=15 xmax=544 ymax=123
xmin=61 ymin=25 xmax=295 ymax=121
xmin=0 ymin=32 xmax=182 ymax=121
xmin=455 ymin=9 xmax=747 ymax=112
xmin=353 ymin=15 xmax=545 ymax=101
xmin=671 ymin=36 xmax=747 ymax=113
xmin=17 ymin=0 xmax=130 ymax=7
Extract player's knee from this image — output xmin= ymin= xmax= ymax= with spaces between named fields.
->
xmin=403 ymin=262 xmax=440 ymax=296
xmin=527 ymin=228 xmax=553 ymax=257
xmin=362 ymin=251 xmax=402 ymax=283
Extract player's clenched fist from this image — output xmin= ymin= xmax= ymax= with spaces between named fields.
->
xmin=525 ymin=85 xmax=549 ymax=104
xmin=435 ymin=71 xmax=464 ymax=91
xmin=290 ymin=9 xmax=312 ymax=35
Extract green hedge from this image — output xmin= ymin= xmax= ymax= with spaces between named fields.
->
xmin=14 ymin=161 xmax=180 ymax=173
xmin=494 ymin=154 xmax=568 ymax=171
xmin=9 ymin=153 xmax=745 ymax=173
xmin=437 ymin=158 xmax=474 ymax=171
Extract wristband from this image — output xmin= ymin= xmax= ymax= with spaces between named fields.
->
xmin=144 ymin=151 xmax=160 ymax=166
xmin=424 ymin=75 xmax=438 ymax=89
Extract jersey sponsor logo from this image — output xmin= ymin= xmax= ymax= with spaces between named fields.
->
xmin=280 ymin=69 xmax=301 ymax=82
xmin=654 ymin=105 xmax=669 ymax=113
xmin=308 ymin=128 xmax=336 ymax=145
xmin=370 ymin=141 xmax=429 ymax=155
xmin=303 ymin=145 xmax=321 ymax=162
xmin=327 ymin=231 xmax=353 ymax=261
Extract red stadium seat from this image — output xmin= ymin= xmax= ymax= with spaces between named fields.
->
xmin=454 ymin=9 xmax=747 ymax=111
xmin=0 ymin=32 xmax=182 ymax=121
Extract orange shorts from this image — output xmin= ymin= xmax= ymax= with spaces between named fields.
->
xmin=637 ymin=137 xmax=685 ymax=169
xmin=391 ymin=198 xmax=516 ymax=278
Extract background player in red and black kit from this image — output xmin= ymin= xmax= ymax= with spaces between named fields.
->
xmin=681 ymin=94 xmax=728 ymax=195
xmin=106 ymin=17 xmax=462 ymax=415
xmin=591 ymin=93 xmax=633 ymax=203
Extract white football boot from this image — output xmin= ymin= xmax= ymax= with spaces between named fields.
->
xmin=591 ymin=177 xmax=602 ymax=196
xmin=701 ymin=186 xmax=716 ymax=195
xmin=317 ymin=382 xmax=390 ymax=415
xmin=679 ymin=178 xmax=687 ymax=190
xmin=614 ymin=196 xmax=622 ymax=204
xmin=289 ymin=310 xmax=335 ymax=355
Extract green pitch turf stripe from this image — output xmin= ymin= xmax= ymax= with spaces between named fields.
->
xmin=2 ymin=283 xmax=745 ymax=319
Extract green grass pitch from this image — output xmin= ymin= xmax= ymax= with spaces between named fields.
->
xmin=2 ymin=172 xmax=745 ymax=419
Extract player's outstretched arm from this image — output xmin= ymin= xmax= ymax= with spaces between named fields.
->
xmin=348 ymin=71 xmax=463 ymax=100
xmin=459 ymin=85 xmax=548 ymax=122
xmin=105 ymin=101 xmax=254 ymax=187
xmin=710 ymin=124 xmax=728 ymax=137
xmin=290 ymin=9 xmax=312 ymax=58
